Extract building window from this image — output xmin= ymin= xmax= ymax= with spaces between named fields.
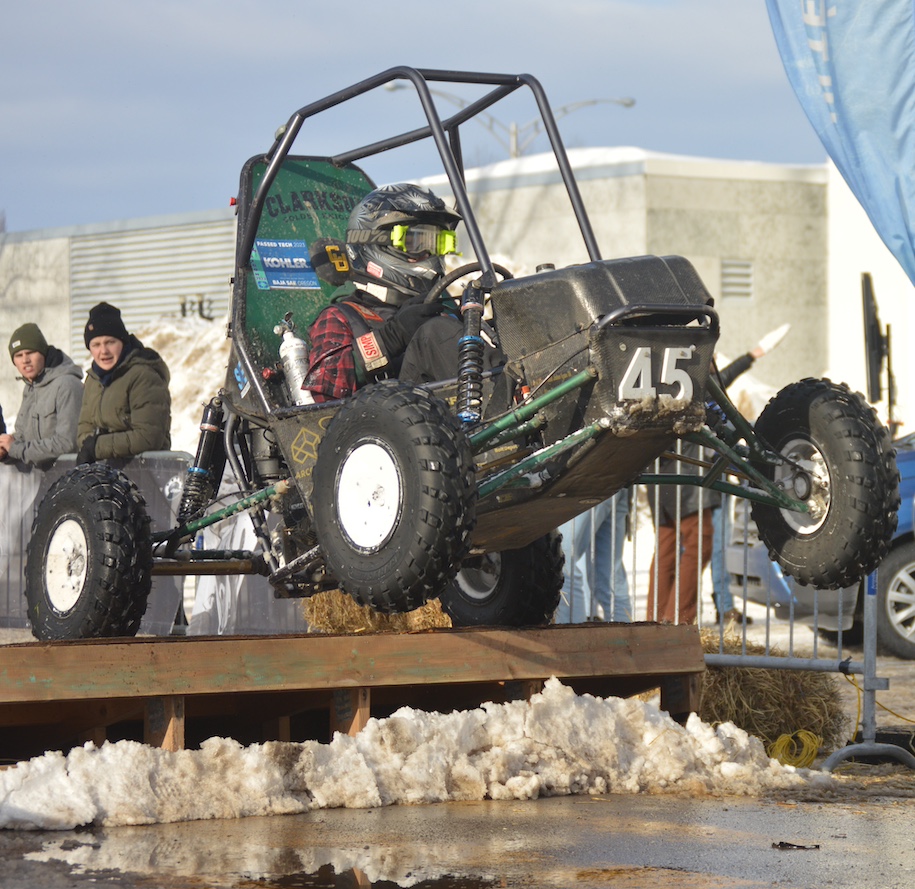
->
xmin=721 ymin=259 xmax=753 ymax=299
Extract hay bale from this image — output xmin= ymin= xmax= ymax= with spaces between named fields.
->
xmin=698 ymin=629 xmax=850 ymax=753
xmin=303 ymin=590 xmax=452 ymax=634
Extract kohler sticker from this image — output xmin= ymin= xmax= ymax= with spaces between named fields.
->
xmin=251 ymin=239 xmax=320 ymax=290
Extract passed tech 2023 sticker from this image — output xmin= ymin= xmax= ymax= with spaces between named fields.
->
xmin=251 ymin=239 xmax=320 ymax=290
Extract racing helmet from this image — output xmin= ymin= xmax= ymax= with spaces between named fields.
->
xmin=345 ymin=183 xmax=460 ymax=301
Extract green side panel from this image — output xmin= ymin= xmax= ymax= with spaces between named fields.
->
xmin=243 ymin=158 xmax=374 ymax=369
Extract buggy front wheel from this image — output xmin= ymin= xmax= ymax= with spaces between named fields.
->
xmin=312 ymin=381 xmax=477 ymax=614
xmin=750 ymin=378 xmax=899 ymax=589
xmin=25 ymin=464 xmax=152 ymax=640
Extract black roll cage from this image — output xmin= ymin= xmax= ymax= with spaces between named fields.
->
xmin=236 ymin=67 xmax=603 ymax=291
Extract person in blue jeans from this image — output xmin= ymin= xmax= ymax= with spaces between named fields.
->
xmin=711 ymin=494 xmax=741 ymax=621
xmin=555 ymin=489 xmax=632 ymax=623
xmin=710 ymin=323 xmax=789 ymax=624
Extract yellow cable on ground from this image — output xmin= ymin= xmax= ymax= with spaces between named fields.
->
xmin=767 ymin=731 xmax=822 ymax=768
xmin=843 ymin=674 xmax=915 ymax=726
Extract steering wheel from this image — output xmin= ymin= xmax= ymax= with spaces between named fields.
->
xmin=423 ymin=261 xmax=514 ymax=304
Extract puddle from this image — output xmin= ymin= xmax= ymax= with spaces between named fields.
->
xmin=260 ymin=869 xmax=497 ymax=888
xmin=23 ymin=813 xmax=510 ymax=888
xmin=11 ymin=792 xmax=908 ymax=889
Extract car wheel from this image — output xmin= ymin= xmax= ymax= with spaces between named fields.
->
xmin=750 ymin=378 xmax=899 ymax=589
xmin=25 ymin=464 xmax=152 ymax=640
xmin=439 ymin=530 xmax=564 ymax=628
xmin=876 ymin=543 xmax=915 ymax=658
xmin=312 ymin=380 xmax=476 ymax=613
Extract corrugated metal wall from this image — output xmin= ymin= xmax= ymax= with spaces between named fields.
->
xmin=68 ymin=210 xmax=237 ymax=354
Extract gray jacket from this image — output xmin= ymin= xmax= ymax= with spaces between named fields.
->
xmin=8 ymin=347 xmax=83 ymax=469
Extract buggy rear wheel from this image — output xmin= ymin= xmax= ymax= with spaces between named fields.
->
xmin=25 ymin=464 xmax=152 ymax=640
xmin=750 ymin=378 xmax=899 ymax=589
xmin=312 ymin=380 xmax=476 ymax=613
xmin=440 ymin=531 xmax=564 ymax=627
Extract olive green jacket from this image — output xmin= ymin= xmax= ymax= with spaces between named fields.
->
xmin=77 ymin=339 xmax=171 ymax=459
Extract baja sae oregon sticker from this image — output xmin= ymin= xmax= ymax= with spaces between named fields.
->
xmin=251 ymin=239 xmax=320 ymax=290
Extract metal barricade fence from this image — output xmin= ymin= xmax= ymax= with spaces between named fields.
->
xmin=552 ymin=448 xmax=914 ymax=770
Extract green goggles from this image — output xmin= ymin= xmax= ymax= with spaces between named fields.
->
xmin=389 ymin=224 xmax=458 ymax=257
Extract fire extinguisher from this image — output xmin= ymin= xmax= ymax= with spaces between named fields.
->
xmin=273 ymin=312 xmax=314 ymax=405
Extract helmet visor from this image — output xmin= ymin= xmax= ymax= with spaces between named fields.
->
xmin=390 ymin=224 xmax=457 ymax=258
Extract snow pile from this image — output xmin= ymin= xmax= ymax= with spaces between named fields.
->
xmin=132 ymin=313 xmax=233 ymax=455
xmin=0 ymin=679 xmax=826 ymax=831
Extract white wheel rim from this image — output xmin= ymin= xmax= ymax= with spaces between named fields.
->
xmin=44 ymin=518 xmax=89 ymax=613
xmin=456 ymin=553 xmax=502 ymax=602
xmin=773 ymin=437 xmax=831 ymax=534
xmin=336 ymin=441 xmax=402 ymax=551
xmin=886 ymin=560 xmax=915 ymax=642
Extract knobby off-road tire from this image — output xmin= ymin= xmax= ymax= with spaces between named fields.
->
xmin=440 ymin=531 xmax=564 ymax=627
xmin=25 ymin=464 xmax=153 ymax=640
xmin=750 ymin=378 xmax=899 ymax=590
xmin=312 ymin=380 xmax=477 ymax=613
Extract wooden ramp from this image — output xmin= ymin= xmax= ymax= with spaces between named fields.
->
xmin=0 ymin=623 xmax=703 ymax=763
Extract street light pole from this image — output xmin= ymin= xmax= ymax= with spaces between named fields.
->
xmin=385 ymin=83 xmax=634 ymax=158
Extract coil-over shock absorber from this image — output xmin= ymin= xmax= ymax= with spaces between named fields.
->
xmin=178 ymin=397 xmax=226 ymax=523
xmin=456 ymin=279 xmax=486 ymax=425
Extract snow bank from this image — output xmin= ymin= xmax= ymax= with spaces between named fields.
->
xmin=130 ymin=314 xmax=233 ymax=455
xmin=0 ymin=679 xmax=827 ymax=830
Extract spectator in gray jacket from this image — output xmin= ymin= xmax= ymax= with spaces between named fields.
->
xmin=0 ymin=323 xmax=83 ymax=469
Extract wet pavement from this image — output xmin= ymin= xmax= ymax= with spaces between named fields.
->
xmin=3 ymin=787 xmax=915 ymax=888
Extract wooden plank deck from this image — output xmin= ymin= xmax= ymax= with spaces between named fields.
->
xmin=0 ymin=622 xmax=703 ymax=763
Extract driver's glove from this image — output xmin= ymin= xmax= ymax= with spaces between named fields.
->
xmin=376 ymin=297 xmax=443 ymax=358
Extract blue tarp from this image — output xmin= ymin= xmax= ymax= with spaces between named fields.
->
xmin=767 ymin=0 xmax=915 ymax=285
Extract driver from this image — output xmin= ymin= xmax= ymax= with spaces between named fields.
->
xmin=302 ymin=183 xmax=501 ymax=402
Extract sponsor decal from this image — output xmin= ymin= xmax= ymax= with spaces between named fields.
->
xmin=290 ymin=426 xmax=321 ymax=464
xmin=356 ymin=331 xmax=388 ymax=372
xmin=234 ymin=362 xmax=251 ymax=398
xmin=265 ymin=190 xmax=359 ymax=219
xmin=250 ymin=239 xmax=320 ymax=290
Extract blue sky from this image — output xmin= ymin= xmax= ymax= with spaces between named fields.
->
xmin=0 ymin=0 xmax=825 ymax=234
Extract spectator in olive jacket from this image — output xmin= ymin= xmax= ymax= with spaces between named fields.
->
xmin=76 ymin=302 xmax=171 ymax=463
xmin=0 ymin=323 xmax=83 ymax=469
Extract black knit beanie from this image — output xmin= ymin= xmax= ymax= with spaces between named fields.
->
xmin=84 ymin=302 xmax=130 ymax=348
xmin=9 ymin=323 xmax=49 ymax=360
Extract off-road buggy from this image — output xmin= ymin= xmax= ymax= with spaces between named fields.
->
xmin=25 ymin=68 xmax=900 ymax=640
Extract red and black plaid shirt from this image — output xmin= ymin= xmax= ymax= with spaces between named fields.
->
xmin=302 ymin=295 xmax=394 ymax=402
xmin=302 ymin=305 xmax=358 ymax=402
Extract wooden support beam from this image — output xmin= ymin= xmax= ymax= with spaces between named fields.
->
xmin=144 ymin=696 xmax=185 ymax=751
xmin=78 ymin=726 xmax=107 ymax=748
xmin=262 ymin=715 xmax=291 ymax=742
xmin=331 ymin=687 xmax=371 ymax=737
xmin=503 ymin=679 xmax=543 ymax=701
xmin=659 ymin=673 xmax=701 ymax=724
